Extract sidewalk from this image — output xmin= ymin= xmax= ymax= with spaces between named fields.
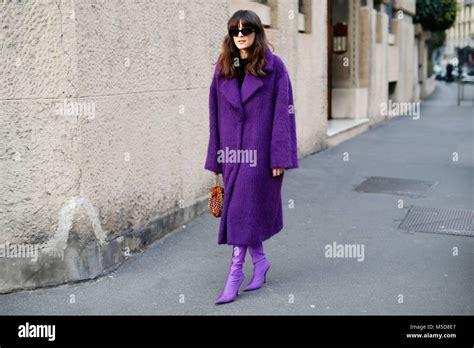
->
xmin=1 ymin=82 xmax=473 ymax=315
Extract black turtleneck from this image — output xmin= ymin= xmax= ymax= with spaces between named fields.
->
xmin=236 ymin=57 xmax=249 ymax=88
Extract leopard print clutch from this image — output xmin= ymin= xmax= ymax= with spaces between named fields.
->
xmin=208 ymin=174 xmax=224 ymax=218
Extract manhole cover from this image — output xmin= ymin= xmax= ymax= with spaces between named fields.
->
xmin=354 ymin=176 xmax=436 ymax=197
xmin=399 ymin=206 xmax=474 ymax=236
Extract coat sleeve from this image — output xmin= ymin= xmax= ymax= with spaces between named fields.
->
xmin=204 ymin=65 xmax=223 ymax=174
xmin=270 ymin=58 xmax=299 ymax=170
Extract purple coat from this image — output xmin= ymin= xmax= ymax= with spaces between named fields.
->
xmin=205 ymin=47 xmax=298 ymax=245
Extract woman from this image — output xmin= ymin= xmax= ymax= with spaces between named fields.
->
xmin=205 ymin=10 xmax=298 ymax=305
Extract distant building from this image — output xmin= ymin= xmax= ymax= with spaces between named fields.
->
xmin=445 ymin=0 xmax=474 ymax=58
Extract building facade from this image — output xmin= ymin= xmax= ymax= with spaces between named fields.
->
xmin=445 ymin=0 xmax=474 ymax=56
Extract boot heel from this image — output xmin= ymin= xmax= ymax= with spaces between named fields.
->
xmin=243 ymin=243 xmax=270 ymax=291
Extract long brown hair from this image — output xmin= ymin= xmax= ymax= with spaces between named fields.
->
xmin=217 ymin=10 xmax=274 ymax=79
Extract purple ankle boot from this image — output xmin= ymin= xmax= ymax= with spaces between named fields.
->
xmin=215 ymin=245 xmax=247 ymax=305
xmin=244 ymin=242 xmax=271 ymax=291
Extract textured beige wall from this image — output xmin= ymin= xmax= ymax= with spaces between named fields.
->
xmin=1 ymin=0 xmax=79 ymax=245
xmin=369 ymin=10 xmax=389 ymax=125
xmin=295 ymin=0 xmax=328 ymax=154
xmin=391 ymin=14 xmax=417 ymax=103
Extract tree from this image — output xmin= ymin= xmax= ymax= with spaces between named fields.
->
xmin=414 ymin=0 xmax=458 ymax=31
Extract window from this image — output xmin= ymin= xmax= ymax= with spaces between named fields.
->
xmin=386 ymin=0 xmax=393 ymax=34
xmin=298 ymin=0 xmax=312 ymax=33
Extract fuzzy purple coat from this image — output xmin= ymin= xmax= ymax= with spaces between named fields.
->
xmin=205 ymin=47 xmax=298 ymax=246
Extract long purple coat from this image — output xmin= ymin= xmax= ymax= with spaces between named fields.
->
xmin=205 ymin=47 xmax=298 ymax=246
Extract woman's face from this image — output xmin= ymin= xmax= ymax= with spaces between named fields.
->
xmin=232 ymin=20 xmax=256 ymax=50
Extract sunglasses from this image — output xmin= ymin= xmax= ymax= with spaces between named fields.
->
xmin=228 ymin=27 xmax=256 ymax=37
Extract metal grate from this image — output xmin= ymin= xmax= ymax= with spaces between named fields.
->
xmin=354 ymin=176 xmax=437 ymax=197
xmin=399 ymin=206 xmax=474 ymax=237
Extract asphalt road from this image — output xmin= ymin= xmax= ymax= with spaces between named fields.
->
xmin=1 ymin=82 xmax=473 ymax=315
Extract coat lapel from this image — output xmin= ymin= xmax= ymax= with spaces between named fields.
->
xmin=220 ymin=77 xmax=242 ymax=110
xmin=241 ymin=74 xmax=264 ymax=105
xmin=219 ymin=47 xmax=275 ymax=110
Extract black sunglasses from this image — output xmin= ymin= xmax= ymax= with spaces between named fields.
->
xmin=228 ymin=27 xmax=256 ymax=37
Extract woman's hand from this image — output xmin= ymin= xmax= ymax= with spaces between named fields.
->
xmin=272 ymin=168 xmax=285 ymax=177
